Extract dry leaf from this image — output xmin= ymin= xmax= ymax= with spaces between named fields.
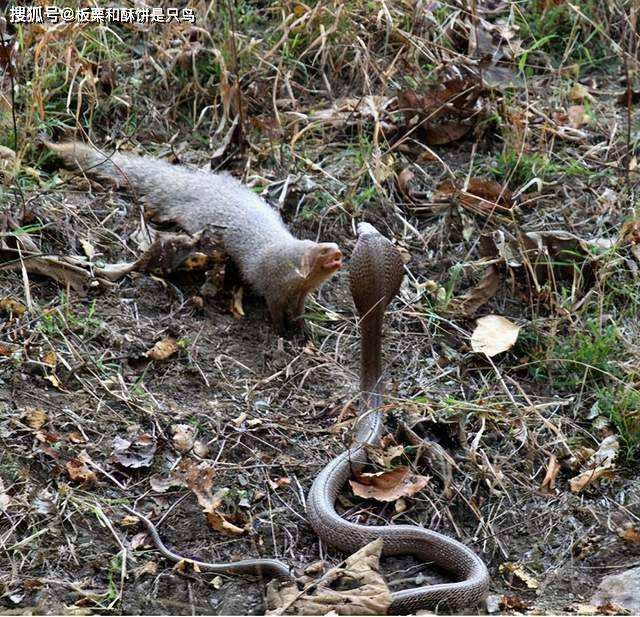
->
xmin=45 ymin=374 xmax=64 ymax=390
xmin=130 ymin=531 xmax=151 ymax=550
xmin=568 ymin=602 xmax=628 ymax=615
xmin=501 ymin=595 xmax=531 ymax=611
xmin=540 ymin=454 xmax=561 ymax=492
xmin=0 ymin=251 xmax=103 ymax=293
xmin=618 ymin=525 xmax=640 ymax=544
xmin=569 ymin=464 xmax=614 ymax=492
xmin=193 ymin=440 xmax=210 ymax=458
xmin=205 ymin=510 xmax=246 ymax=536
xmin=111 ymin=433 xmax=157 ymax=468
xmin=0 ymin=493 xmax=10 ymax=512
xmin=266 ymin=538 xmax=392 ymax=615
xmin=80 ymin=239 xmax=96 ymax=259
xmin=232 ymin=412 xmax=247 ymax=426
xmin=171 ymin=424 xmax=197 ymax=453
xmin=169 ymin=459 xmax=244 ymax=535
xmin=568 ymin=83 xmax=595 ymax=102
xmin=562 ymin=446 xmax=596 ymax=471
xmin=149 ymin=473 xmax=183 ymax=493
xmin=146 ymin=337 xmax=179 ymax=361
xmin=397 ymin=168 xmax=415 ymax=201
xmin=567 ymin=105 xmax=589 ymax=128
xmin=499 ymin=562 xmax=539 ymax=589
xmin=305 ymin=95 xmax=394 ymax=129
xmin=66 ymin=459 xmax=97 ymax=485
xmin=569 ymin=436 xmax=618 ymax=493
xmin=120 ymin=515 xmax=141 ymax=527
xmin=424 ymin=122 xmax=471 ymax=145
xmin=267 ymin=477 xmax=291 ymax=491
xmin=0 ymin=297 xmax=26 ymax=318
xmin=23 ymin=407 xmax=47 ymax=430
xmin=0 ymin=342 xmax=16 ymax=356
xmin=349 ymin=466 xmax=429 ymax=502
xmin=456 ymin=264 xmax=501 ymax=316
xmin=470 ymin=315 xmax=520 ymax=357
xmin=365 ymin=443 xmax=405 ymax=468
xmin=133 ymin=560 xmax=158 ymax=578
xmin=42 ymin=351 xmax=57 ymax=367
xmin=436 ymin=178 xmax=512 ymax=214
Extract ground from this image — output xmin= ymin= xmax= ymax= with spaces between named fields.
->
xmin=1 ymin=1 xmax=640 ymax=615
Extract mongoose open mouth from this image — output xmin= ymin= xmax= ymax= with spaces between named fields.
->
xmin=323 ymin=250 xmax=343 ymax=271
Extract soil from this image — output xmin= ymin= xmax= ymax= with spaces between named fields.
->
xmin=1 ymin=177 xmax=639 ymax=616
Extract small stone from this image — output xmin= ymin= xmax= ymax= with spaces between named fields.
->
xmin=486 ymin=594 xmax=501 ymax=614
xmin=592 ymin=567 xmax=640 ymax=612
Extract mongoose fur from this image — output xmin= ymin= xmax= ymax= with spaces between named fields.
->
xmin=47 ymin=141 xmax=342 ymax=332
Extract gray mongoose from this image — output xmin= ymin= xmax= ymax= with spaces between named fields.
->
xmin=46 ymin=141 xmax=343 ymax=333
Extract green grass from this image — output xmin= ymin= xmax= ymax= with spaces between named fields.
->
xmin=514 ymin=1 xmax=611 ymax=72
xmin=492 ymin=150 xmax=590 ymax=187
xmin=38 ymin=296 xmax=104 ymax=338
xmin=534 ymin=321 xmax=620 ymax=389
xmin=595 ymin=387 xmax=640 ymax=459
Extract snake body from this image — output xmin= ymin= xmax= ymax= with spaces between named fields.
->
xmin=125 ymin=223 xmax=489 ymax=614
xmin=306 ymin=223 xmax=490 ymax=614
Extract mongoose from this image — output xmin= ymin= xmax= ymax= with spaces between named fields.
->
xmin=47 ymin=141 xmax=343 ymax=333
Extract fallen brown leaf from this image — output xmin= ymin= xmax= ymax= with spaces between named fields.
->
xmin=470 ymin=315 xmax=520 ymax=357
xmin=171 ymin=424 xmax=197 ymax=453
xmin=365 ymin=443 xmax=405 ymax=468
xmin=80 ymin=239 xmax=96 ymax=259
xmin=455 ymin=264 xmax=501 ymax=316
xmin=569 ymin=435 xmax=618 ymax=493
xmin=618 ymin=525 xmax=640 ymax=544
xmin=0 ymin=342 xmax=16 ymax=356
xmin=350 ymin=466 xmax=429 ymax=502
xmin=205 ymin=510 xmax=246 ymax=536
xmin=266 ymin=538 xmax=392 ymax=615
xmin=42 ymin=351 xmax=57 ymax=368
xmin=397 ymin=168 xmax=416 ymax=202
xmin=501 ymin=595 xmax=531 ymax=611
xmin=23 ymin=407 xmax=47 ymax=430
xmin=424 ymin=121 xmax=471 ymax=145
xmin=66 ymin=459 xmax=97 ymax=485
xmin=0 ymin=297 xmax=26 ymax=318
xmin=267 ymin=477 xmax=291 ymax=491
xmin=111 ymin=433 xmax=157 ymax=469
xmin=45 ymin=374 xmax=64 ymax=390
xmin=567 ymin=105 xmax=589 ymax=128
xmin=540 ymin=454 xmax=561 ymax=492
xmin=146 ymin=337 xmax=179 ymax=361
xmin=499 ymin=562 xmax=539 ymax=589
xmin=133 ymin=560 xmax=158 ymax=579
xmin=436 ymin=177 xmax=512 ymax=214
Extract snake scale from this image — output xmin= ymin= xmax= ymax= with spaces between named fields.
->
xmin=125 ymin=223 xmax=490 ymax=614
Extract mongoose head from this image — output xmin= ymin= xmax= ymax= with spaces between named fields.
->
xmin=301 ymin=242 xmax=343 ymax=290
xmin=258 ymin=240 xmax=342 ymax=333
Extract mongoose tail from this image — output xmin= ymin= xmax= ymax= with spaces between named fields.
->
xmin=47 ymin=141 xmax=342 ymax=332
